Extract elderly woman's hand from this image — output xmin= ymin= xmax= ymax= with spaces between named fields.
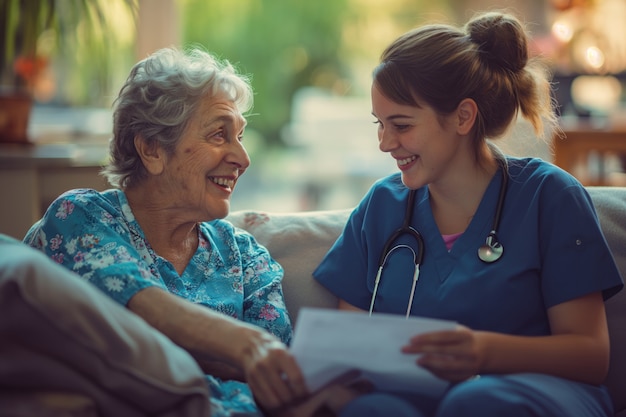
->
xmin=237 ymin=326 xmax=309 ymax=411
xmin=236 ymin=326 xmax=376 ymax=417
xmin=260 ymin=370 xmax=374 ymax=417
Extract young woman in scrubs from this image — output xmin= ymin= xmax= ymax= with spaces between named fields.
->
xmin=313 ymin=11 xmax=624 ymax=417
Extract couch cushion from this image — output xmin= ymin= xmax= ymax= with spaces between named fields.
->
xmin=0 ymin=235 xmax=211 ymax=417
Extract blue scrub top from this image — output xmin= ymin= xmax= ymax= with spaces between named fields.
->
xmin=314 ymin=157 xmax=623 ymax=336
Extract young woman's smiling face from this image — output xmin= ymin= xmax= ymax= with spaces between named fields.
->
xmin=371 ymin=83 xmax=463 ymax=190
xmin=159 ymin=91 xmax=250 ymax=221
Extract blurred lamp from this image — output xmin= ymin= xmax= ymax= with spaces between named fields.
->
xmin=571 ymin=75 xmax=622 ymax=114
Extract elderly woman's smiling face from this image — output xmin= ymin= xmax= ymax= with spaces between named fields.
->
xmin=155 ymin=90 xmax=250 ymax=222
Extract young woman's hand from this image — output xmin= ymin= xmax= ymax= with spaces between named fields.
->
xmin=402 ymin=325 xmax=485 ymax=382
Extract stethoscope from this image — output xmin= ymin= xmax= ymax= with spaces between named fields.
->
xmin=368 ymin=160 xmax=509 ymax=318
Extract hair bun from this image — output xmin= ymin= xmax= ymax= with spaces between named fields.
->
xmin=466 ymin=12 xmax=528 ymax=73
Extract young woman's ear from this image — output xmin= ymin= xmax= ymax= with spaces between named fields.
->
xmin=456 ymin=98 xmax=478 ymax=135
xmin=134 ymin=135 xmax=166 ymax=175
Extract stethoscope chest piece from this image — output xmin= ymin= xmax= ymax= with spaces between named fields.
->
xmin=478 ymin=232 xmax=503 ymax=263
xmin=477 ymin=161 xmax=508 ymax=263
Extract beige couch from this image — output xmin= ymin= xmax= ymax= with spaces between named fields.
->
xmin=1 ymin=186 xmax=625 ymax=416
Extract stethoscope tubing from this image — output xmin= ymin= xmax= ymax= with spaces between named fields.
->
xmin=369 ymin=159 xmax=509 ymax=317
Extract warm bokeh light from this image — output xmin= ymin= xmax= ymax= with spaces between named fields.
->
xmin=571 ymin=75 xmax=622 ymax=113
xmin=585 ymin=46 xmax=605 ymax=70
xmin=551 ymin=20 xmax=575 ymax=42
xmin=549 ymin=0 xmax=626 ymax=75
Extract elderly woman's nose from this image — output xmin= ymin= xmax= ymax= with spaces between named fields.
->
xmin=231 ymin=139 xmax=251 ymax=169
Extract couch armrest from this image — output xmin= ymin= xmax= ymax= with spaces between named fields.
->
xmin=0 ymin=391 xmax=98 ymax=417
xmin=587 ymin=187 xmax=626 ymax=413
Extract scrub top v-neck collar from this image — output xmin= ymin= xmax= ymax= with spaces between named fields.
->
xmin=414 ymin=168 xmax=505 ymax=283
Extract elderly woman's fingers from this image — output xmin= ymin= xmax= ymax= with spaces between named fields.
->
xmin=246 ymin=347 xmax=309 ymax=410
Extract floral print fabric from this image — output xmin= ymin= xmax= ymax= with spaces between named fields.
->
xmin=24 ymin=188 xmax=293 ymax=417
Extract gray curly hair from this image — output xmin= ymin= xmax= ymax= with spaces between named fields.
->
xmin=102 ymin=47 xmax=253 ymax=189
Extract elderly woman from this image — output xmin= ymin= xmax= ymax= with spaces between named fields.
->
xmin=23 ymin=47 xmax=342 ymax=417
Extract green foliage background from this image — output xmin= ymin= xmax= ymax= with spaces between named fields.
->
xmin=179 ymin=0 xmax=456 ymax=147
xmin=180 ymin=0 xmax=352 ymax=146
xmin=34 ymin=0 xmax=470 ymax=145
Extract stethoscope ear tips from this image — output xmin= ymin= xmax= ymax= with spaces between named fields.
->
xmin=478 ymin=232 xmax=503 ymax=263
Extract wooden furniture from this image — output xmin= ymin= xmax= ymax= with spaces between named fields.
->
xmin=0 ymin=141 xmax=110 ymax=240
xmin=553 ymin=126 xmax=626 ymax=186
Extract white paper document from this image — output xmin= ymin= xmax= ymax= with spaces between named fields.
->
xmin=290 ymin=308 xmax=457 ymax=397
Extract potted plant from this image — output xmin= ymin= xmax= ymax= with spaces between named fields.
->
xmin=0 ymin=0 xmax=135 ymax=143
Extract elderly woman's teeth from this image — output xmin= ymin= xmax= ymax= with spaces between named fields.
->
xmin=210 ymin=177 xmax=235 ymax=188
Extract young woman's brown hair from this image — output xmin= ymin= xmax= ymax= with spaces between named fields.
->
xmin=373 ymin=12 xmax=558 ymax=162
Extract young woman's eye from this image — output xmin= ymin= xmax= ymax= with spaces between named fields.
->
xmin=394 ymin=124 xmax=409 ymax=131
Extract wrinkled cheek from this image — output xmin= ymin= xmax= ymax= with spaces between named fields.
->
xmin=178 ymin=178 xmax=191 ymax=191
xmin=174 ymin=164 xmax=201 ymax=192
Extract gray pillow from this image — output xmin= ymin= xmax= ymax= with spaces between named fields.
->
xmin=0 ymin=234 xmax=211 ymax=417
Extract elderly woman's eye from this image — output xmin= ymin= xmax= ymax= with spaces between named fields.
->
xmin=208 ymin=129 xmax=226 ymax=141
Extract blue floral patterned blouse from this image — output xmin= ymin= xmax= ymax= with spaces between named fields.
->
xmin=24 ymin=188 xmax=293 ymax=417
